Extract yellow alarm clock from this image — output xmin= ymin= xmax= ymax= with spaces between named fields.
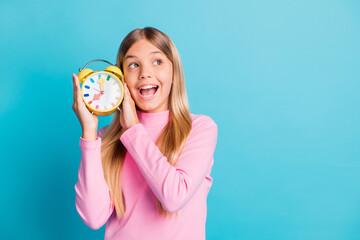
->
xmin=77 ymin=59 xmax=124 ymax=116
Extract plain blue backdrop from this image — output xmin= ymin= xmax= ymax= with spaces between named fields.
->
xmin=0 ymin=0 xmax=359 ymax=239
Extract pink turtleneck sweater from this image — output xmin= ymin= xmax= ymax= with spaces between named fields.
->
xmin=74 ymin=110 xmax=218 ymax=239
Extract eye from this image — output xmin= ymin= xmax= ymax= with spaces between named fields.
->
xmin=129 ymin=63 xmax=138 ymax=69
xmin=154 ymin=59 xmax=162 ymax=65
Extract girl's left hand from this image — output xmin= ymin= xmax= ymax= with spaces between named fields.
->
xmin=119 ymin=78 xmax=139 ymax=130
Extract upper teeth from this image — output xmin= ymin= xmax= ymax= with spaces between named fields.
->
xmin=140 ymin=85 xmax=157 ymax=90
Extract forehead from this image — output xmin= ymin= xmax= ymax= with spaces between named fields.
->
xmin=124 ymin=39 xmax=164 ymax=60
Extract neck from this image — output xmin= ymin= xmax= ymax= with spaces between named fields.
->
xmin=136 ymin=109 xmax=170 ymax=129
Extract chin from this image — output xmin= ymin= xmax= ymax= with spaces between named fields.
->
xmin=136 ymin=101 xmax=168 ymax=113
xmin=137 ymin=105 xmax=159 ymax=113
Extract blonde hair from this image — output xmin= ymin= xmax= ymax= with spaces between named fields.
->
xmin=100 ymin=27 xmax=192 ymax=218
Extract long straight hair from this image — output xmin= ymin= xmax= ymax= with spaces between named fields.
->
xmin=100 ymin=27 xmax=192 ymax=218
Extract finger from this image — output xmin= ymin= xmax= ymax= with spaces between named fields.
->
xmin=124 ymin=82 xmax=128 ymax=93
xmin=121 ymin=75 xmax=126 ymax=96
xmin=122 ymin=83 xmax=128 ymax=102
xmin=73 ymin=74 xmax=82 ymax=104
xmin=72 ymin=74 xmax=77 ymax=103
xmin=127 ymin=83 xmax=136 ymax=102
xmin=124 ymin=83 xmax=131 ymax=100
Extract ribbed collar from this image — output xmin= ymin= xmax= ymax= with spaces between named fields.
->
xmin=136 ymin=109 xmax=170 ymax=129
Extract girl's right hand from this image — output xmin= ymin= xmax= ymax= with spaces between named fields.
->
xmin=72 ymin=73 xmax=98 ymax=139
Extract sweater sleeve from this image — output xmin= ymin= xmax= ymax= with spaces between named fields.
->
xmin=74 ymin=125 xmax=114 ymax=230
xmin=119 ymin=115 xmax=218 ymax=213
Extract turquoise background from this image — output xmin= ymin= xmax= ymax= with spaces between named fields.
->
xmin=1 ymin=0 xmax=359 ymax=239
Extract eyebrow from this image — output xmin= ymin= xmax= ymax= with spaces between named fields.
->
xmin=123 ymin=51 xmax=163 ymax=61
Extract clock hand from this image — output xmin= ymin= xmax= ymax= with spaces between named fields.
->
xmin=92 ymin=93 xmax=102 ymax=101
xmin=98 ymin=78 xmax=105 ymax=94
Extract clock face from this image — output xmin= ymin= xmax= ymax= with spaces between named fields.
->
xmin=81 ymin=72 xmax=123 ymax=111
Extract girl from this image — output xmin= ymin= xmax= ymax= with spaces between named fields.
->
xmin=72 ymin=27 xmax=218 ymax=240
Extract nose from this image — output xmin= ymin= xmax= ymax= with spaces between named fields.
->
xmin=139 ymin=63 xmax=152 ymax=79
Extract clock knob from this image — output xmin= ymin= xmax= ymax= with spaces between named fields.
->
xmin=78 ymin=69 xmax=93 ymax=84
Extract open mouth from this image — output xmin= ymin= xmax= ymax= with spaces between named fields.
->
xmin=137 ymin=84 xmax=159 ymax=99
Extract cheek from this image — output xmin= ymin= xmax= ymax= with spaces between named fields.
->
xmin=160 ymin=78 xmax=172 ymax=93
xmin=123 ymin=78 xmax=138 ymax=96
xmin=159 ymin=67 xmax=173 ymax=88
xmin=123 ymin=73 xmax=135 ymax=87
xmin=128 ymin=86 xmax=138 ymax=97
